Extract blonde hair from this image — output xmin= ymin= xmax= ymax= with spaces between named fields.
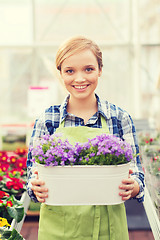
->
xmin=55 ymin=36 xmax=103 ymax=71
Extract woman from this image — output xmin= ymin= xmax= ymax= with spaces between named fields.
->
xmin=27 ymin=36 xmax=144 ymax=240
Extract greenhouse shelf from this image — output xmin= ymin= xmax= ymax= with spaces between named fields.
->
xmin=143 ymin=187 xmax=160 ymax=240
xmin=10 ymin=191 xmax=31 ymax=233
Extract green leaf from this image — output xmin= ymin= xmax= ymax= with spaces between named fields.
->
xmin=8 ymin=228 xmax=24 ymax=240
xmin=10 ymin=195 xmax=22 ymax=206
xmin=0 ymin=228 xmax=24 ymax=240
xmin=0 ymin=228 xmax=12 ymax=239
xmin=42 ymin=143 xmax=50 ymax=154
xmin=7 ymin=206 xmax=24 ymax=223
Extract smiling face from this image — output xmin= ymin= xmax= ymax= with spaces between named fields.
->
xmin=60 ymin=49 xmax=102 ymax=102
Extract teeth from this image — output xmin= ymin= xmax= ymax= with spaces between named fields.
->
xmin=74 ymin=85 xmax=87 ymax=89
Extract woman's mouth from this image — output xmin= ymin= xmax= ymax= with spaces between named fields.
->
xmin=73 ymin=85 xmax=89 ymax=90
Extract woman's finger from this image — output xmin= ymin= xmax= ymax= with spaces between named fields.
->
xmin=129 ymin=169 xmax=133 ymax=175
xmin=31 ymin=178 xmax=45 ymax=186
xmin=35 ymin=191 xmax=48 ymax=199
xmin=121 ymin=178 xmax=134 ymax=185
xmin=32 ymin=190 xmax=48 ymax=203
xmin=119 ymin=189 xmax=133 ymax=200
xmin=36 ymin=196 xmax=46 ymax=203
xmin=119 ymin=176 xmax=135 ymax=200
xmin=31 ymin=184 xmax=48 ymax=202
xmin=119 ymin=183 xmax=134 ymax=191
xmin=120 ymin=178 xmax=134 ymax=187
xmin=33 ymin=169 xmax=38 ymax=175
xmin=31 ymin=176 xmax=48 ymax=202
xmin=121 ymin=192 xmax=132 ymax=201
xmin=31 ymin=184 xmax=48 ymax=193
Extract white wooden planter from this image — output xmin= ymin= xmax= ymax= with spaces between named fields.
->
xmin=37 ymin=163 xmax=130 ymax=206
xmin=10 ymin=191 xmax=30 ymax=233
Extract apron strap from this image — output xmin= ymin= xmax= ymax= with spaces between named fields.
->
xmin=59 ymin=119 xmax=65 ymax=128
xmin=100 ymin=115 xmax=108 ymax=129
xmin=92 ymin=206 xmax=101 ymax=240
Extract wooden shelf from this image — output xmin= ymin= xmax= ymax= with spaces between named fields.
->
xmin=27 ymin=210 xmax=40 ymax=216
xmin=143 ymin=187 xmax=160 ymax=240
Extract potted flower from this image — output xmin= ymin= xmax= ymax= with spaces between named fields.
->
xmin=31 ymin=133 xmax=133 ymax=205
xmin=139 ymin=132 xmax=160 ymax=219
xmin=148 ymin=154 xmax=160 ymax=219
xmin=0 ymin=191 xmax=24 ymax=224
xmin=0 ymin=217 xmax=24 ymax=240
xmin=0 ymin=150 xmax=27 ymax=197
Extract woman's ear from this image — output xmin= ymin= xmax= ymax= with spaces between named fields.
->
xmin=98 ymin=68 xmax=102 ymax=77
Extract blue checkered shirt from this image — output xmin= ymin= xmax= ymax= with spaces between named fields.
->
xmin=27 ymin=94 xmax=145 ymax=203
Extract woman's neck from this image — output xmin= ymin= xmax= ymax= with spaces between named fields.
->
xmin=67 ymin=94 xmax=98 ymax=123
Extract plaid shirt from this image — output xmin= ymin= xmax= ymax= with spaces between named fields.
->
xmin=27 ymin=94 xmax=145 ymax=203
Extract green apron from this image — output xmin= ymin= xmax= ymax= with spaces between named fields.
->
xmin=38 ymin=116 xmax=129 ymax=240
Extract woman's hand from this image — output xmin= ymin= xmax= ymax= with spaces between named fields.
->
xmin=119 ymin=169 xmax=140 ymax=201
xmin=31 ymin=169 xmax=48 ymax=203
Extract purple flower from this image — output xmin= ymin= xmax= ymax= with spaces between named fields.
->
xmin=38 ymin=156 xmax=43 ymax=161
xmin=90 ymin=153 xmax=95 ymax=157
xmin=31 ymin=132 xmax=133 ymax=166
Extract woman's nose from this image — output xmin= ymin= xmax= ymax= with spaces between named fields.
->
xmin=74 ymin=73 xmax=85 ymax=82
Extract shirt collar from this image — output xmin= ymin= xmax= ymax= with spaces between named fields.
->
xmin=59 ymin=95 xmax=70 ymax=124
xmin=59 ymin=93 xmax=111 ymax=124
xmin=95 ymin=94 xmax=111 ymax=120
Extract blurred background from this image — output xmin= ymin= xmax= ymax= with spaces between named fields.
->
xmin=0 ymin=0 xmax=160 ymax=126
xmin=0 ymin=1 xmax=159 ymax=239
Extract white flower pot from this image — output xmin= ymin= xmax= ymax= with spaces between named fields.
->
xmin=36 ymin=163 xmax=130 ymax=206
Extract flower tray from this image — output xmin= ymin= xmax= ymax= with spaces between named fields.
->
xmin=37 ymin=163 xmax=130 ymax=206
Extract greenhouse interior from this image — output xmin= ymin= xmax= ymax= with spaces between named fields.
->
xmin=0 ymin=0 xmax=159 ymax=239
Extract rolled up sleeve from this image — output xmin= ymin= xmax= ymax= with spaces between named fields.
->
xmin=27 ymin=113 xmax=49 ymax=202
xmin=120 ymin=113 xmax=145 ymax=202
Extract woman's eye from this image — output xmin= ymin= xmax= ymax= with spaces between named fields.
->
xmin=66 ymin=69 xmax=73 ymax=74
xmin=86 ymin=68 xmax=93 ymax=72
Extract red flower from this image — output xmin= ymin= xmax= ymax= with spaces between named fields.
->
xmin=0 ymin=191 xmax=9 ymax=199
xmin=150 ymin=138 xmax=153 ymax=142
xmin=16 ymin=157 xmax=27 ymax=169
xmin=5 ymin=192 xmax=9 ymax=197
xmin=8 ymin=168 xmax=24 ymax=177
xmin=6 ymin=181 xmax=14 ymax=189
xmin=15 ymin=148 xmax=27 ymax=156
xmin=19 ymin=169 xmax=25 ymax=176
xmin=0 ymin=154 xmax=8 ymax=163
xmin=0 ymin=151 xmax=4 ymax=157
xmin=154 ymin=156 xmax=158 ymax=161
xmin=10 ymin=177 xmax=25 ymax=184
xmin=0 ymin=151 xmax=7 ymax=158
xmin=13 ymin=182 xmax=23 ymax=190
xmin=9 ymin=156 xmax=17 ymax=164
xmin=0 ymin=199 xmax=3 ymax=204
xmin=145 ymin=140 xmax=149 ymax=144
xmin=0 ymin=176 xmax=3 ymax=181
xmin=6 ymin=200 xmax=13 ymax=207
xmin=0 ymin=163 xmax=10 ymax=172
xmin=6 ymin=178 xmax=24 ymax=191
